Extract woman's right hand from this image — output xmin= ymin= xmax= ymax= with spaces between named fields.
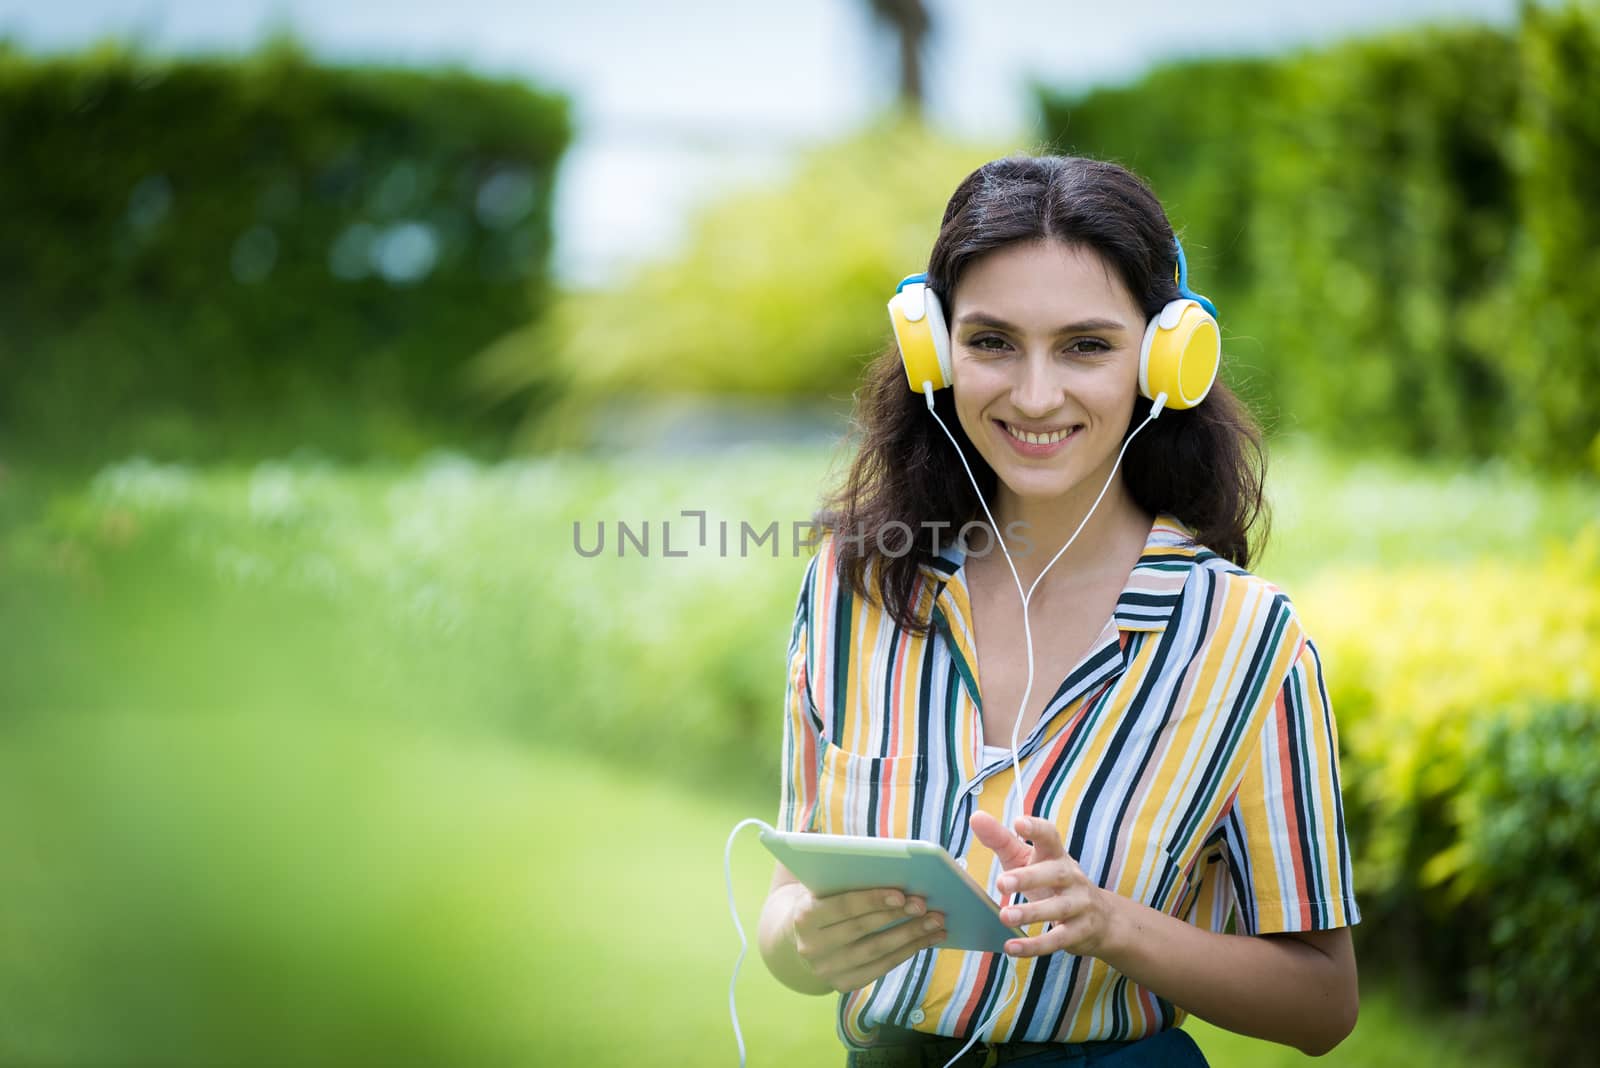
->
xmin=787 ymin=885 xmax=947 ymax=992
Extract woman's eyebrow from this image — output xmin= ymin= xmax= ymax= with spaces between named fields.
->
xmin=955 ymin=311 xmax=1128 ymax=334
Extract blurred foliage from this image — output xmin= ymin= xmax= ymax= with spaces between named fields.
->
xmin=0 ymin=441 xmax=1587 ymax=1061
xmin=1030 ymin=56 xmax=1272 ymax=372
xmin=1039 ymin=3 xmax=1600 ymax=471
xmin=1301 ymin=538 xmax=1599 ymax=897
xmin=0 ymin=35 xmax=570 ymax=463
xmin=1458 ymin=702 xmax=1600 ymax=1063
xmin=0 ymin=448 xmax=824 ymax=782
xmin=472 ymin=113 xmax=1006 ymax=450
xmin=9 ymin=440 xmax=1590 ymax=785
xmin=1488 ymin=3 xmax=1600 ymax=469
xmin=1297 ymin=535 xmax=1600 ymax=1064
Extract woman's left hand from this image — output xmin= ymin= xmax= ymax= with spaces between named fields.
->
xmin=968 ymin=811 xmax=1123 ymax=960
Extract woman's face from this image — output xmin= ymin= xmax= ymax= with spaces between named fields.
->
xmin=949 ymin=238 xmax=1146 ymax=506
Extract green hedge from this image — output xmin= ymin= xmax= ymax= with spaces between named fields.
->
xmin=0 ymin=37 xmax=571 ymax=462
xmin=1038 ymin=4 xmax=1600 ymax=471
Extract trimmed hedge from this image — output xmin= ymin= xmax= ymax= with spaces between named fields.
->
xmin=1038 ymin=4 xmax=1600 ymax=471
xmin=0 ymin=37 xmax=571 ymax=461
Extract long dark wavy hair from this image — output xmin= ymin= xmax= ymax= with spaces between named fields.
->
xmin=817 ymin=153 xmax=1269 ymax=635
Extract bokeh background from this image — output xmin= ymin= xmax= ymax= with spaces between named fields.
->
xmin=1 ymin=1 xmax=1597 ymax=1065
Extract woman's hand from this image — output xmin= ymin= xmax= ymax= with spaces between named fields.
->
xmin=969 ymin=811 xmax=1123 ymax=960
xmin=785 ymin=884 xmax=947 ymax=992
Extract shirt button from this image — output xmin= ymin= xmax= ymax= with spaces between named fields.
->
xmin=909 ymin=1009 xmax=926 ymax=1024
xmin=973 ymin=781 xmax=984 ymax=797
xmin=956 ymin=857 xmax=968 ymax=870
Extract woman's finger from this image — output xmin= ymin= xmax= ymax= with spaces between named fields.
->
xmin=839 ymin=911 xmax=946 ymax=970
xmin=804 ymin=902 xmax=925 ymax=954
xmin=1000 ymin=892 xmax=1075 ymax=928
xmin=830 ymin=924 xmax=948 ymax=992
xmin=1012 ymin=815 xmax=1066 ymax=858
xmin=997 ymin=858 xmax=1080 ymax=897
xmin=804 ymin=887 xmax=914 ymax=929
xmin=1003 ymin=921 xmax=1076 ymax=959
xmin=969 ymin=810 xmax=1033 ymax=869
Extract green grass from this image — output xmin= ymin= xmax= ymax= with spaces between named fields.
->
xmin=0 ymin=717 xmax=1524 ymax=1066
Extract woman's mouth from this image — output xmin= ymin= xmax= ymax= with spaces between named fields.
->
xmin=995 ymin=419 xmax=1081 ymax=457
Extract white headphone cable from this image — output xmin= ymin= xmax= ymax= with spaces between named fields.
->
xmin=726 ymin=817 xmax=778 ymax=1068
xmin=918 ymin=382 xmax=1163 ymax=1064
xmin=723 ymin=388 xmax=1166 ymax=1066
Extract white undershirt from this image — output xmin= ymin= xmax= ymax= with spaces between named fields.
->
xmin=980 ymin=743 xmax=1011 ymax=767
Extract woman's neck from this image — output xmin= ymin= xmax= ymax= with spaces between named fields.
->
xmin=983 ymin=474 xmax=1152 ymax=594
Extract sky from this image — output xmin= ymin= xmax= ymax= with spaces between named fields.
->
xmin=0 ymin=0 xmax=1521 ymax=287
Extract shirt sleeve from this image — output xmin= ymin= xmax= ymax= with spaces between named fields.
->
xmin=777 ymin=551 xmax=827 ymax=833
xmin=1222 ymin=634 xmax=1362 ymax=935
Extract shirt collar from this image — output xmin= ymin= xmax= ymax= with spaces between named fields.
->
xmin=918 ymin=512 xmax=1199 ymax=634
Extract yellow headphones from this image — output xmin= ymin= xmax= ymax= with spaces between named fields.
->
xmin=887 ymin=236 xmax=1220 ymax=413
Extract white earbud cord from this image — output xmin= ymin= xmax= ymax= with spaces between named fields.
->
xmin=723 ymin=389 xmax=1166 ymax=1067
xmin=919 ymin=382 xmax=1162 ymax=1065
xmin=726 ymin=816 xmax=776 ymax=1068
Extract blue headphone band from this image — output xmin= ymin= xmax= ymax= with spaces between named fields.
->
xmin=896 ymin=273 xmax=927 ymax=292
xmin=1172 ymin=236 xmax=1218 ymax=319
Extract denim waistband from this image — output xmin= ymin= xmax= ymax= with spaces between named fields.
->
xmin=844 ymin=1023 xmax=1203 ymax=1068
xmin=845 ymin=1024 xmax=1141 ymax=1067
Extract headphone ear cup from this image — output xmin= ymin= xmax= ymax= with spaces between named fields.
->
xmin=1139 ymin=299 xmax=1220 ymax=410
xmin=890 ymin=281 xmax=953 ymax=393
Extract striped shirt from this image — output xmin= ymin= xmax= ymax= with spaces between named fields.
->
xmin=777 ymin=514 xmax=1360 ymax=1048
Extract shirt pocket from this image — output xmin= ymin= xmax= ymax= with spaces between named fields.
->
xmin=811 ymin=743 xmax=927 ymax=840
xmin=1161 ymin=841 xmax=1227 ymax=923
xmin=1158 ymin=845 xmax=1199 ymax=909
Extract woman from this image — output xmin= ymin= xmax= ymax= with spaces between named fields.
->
xmin=757 ymin=155 xmax=1361 ymax=1066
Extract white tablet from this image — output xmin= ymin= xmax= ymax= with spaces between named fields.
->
xmin=760 ymin=829 xmax=1023 ymax=953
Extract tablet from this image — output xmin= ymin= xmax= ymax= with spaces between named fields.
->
xmin=760 ymin=829 xmax=1023 ymax=953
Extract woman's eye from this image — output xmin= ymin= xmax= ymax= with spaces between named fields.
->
xmin=965 ymin=336 xmax=1109 ymax=355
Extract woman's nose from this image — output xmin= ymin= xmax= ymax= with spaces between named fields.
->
xmin=1011 ymin=351 xmax=1062 ymax=416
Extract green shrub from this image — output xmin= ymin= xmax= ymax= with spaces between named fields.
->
xmin=1037 ymin=6 xmax=1600 ymax=471
xmin=1454 ymin=702 xmax=1600 ymax=1063
xmin=0 ymin=36 xmax=571 ymax=462
xmin=1297 ymin=529 xmax=1600 ymax=1064
xmin=1299 ymin=534 xmax=1599 ymax=895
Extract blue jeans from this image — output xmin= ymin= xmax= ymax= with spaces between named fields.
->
xmin=1008 ymin=1029 xmax=1209 ymax=1066
xmin=845 ymin=1026 xmax=1209 ymax=1067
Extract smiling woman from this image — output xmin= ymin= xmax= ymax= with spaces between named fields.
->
xmin=756 ymin=155 xmax=1361 ymax=1067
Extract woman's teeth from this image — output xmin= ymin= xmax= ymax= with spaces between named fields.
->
xmin=1001 ymin=421 xmax=1078 ymax=445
